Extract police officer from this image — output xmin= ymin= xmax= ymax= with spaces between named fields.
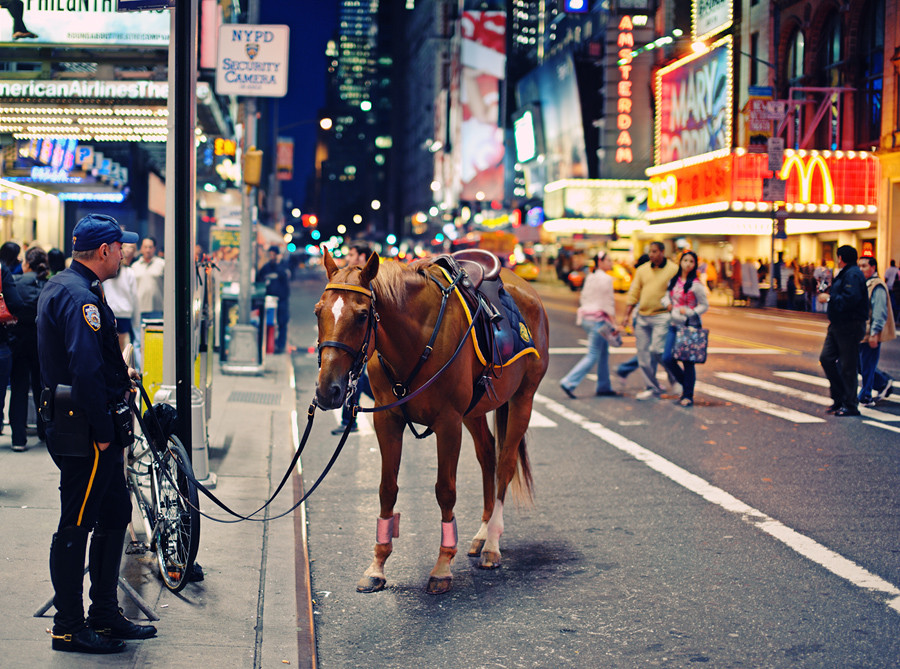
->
xmin=37 ymin=214 xmax=156 ymax=654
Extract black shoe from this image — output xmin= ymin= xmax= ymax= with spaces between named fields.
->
xmin=560 ymin=384 xmax=577 ymax=399
xmin=833 ymin=407 xmax=861 ymax=417
xmin=88 ymin=609 xmax=157 ymax=640
xmin=595 ymin=390 xmax=618 ymax=397
xmin=52 ymin=624 xmax=126 ymax=654
xmin=331 ymin=423 xmax=358 ymax=435
xmin=826 ymin=403 xmax=842 ymax=414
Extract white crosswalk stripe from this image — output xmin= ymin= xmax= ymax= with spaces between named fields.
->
xmin=715 ymin=373 xmax=900 ymax=423
xmin=694 ymin=381 xmax=826 ymax=424
xmin=774 ymin=370 xmax=899 ymax=405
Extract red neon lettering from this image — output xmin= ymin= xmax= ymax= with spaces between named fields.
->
xmin=616 ymin=147 xmax=633 ymax=163
xmin=617 ymin=98 xmax=632 ymax=113
xmin=617 ymin=32 xmax=634 ymax=48
xmin=617 ymin=114 xmax=632 ymax=130
xmin=618 ymin=48 xmax=633 ymax=63
xmin=618 ymin=81 xmax=632 ymax=97
xmin=619 ymin=64 xmax=632 ymax=79
xmin=617 ymin=130 xmax=632 ymax=146
xmin=618 ymin=15 xmax=633 ymax=30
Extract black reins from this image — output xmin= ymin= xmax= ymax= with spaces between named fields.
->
xmin=143 ymin=271 xmax=480 ymax=524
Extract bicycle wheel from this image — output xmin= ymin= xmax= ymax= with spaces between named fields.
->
xmin=151 ymin=435 xmax=200 ymax=592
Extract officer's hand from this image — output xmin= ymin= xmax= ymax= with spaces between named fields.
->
xmin=128 ymin=367 xmax=142 ymax=382
xmin=98 ymin=441 xmax=110 ymax=452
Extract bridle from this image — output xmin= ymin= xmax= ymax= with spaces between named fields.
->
xmin=317 ymin=281 xmax=379 ymax=405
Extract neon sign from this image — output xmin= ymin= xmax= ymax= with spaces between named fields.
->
xmin=778 ymin=154 xmax=834 ymax=205
xmin=616 ymin=16 xmax=634 ymax=164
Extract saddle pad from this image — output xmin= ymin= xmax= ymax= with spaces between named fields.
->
xmin=437 ymin=267 xmax=539 ymax=368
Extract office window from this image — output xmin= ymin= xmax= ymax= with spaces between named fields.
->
xmin=750 ymin=32 xmax=759 ymax=86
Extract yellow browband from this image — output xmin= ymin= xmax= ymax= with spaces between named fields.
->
xmin=324 ymin=282 xmax=373 ymax=298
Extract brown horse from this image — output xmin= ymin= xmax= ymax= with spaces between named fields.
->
xmin=314 ymin=248 xmax=549 ymax=594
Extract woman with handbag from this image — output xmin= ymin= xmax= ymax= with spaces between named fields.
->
xmin=661 ymin=250 xmax=709 ymax=407
xmin=560 ymin=251 xmax=621 ymax=398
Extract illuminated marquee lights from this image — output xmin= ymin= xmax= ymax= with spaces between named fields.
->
xmin=616 ymin=16 xmax=635 ymax=164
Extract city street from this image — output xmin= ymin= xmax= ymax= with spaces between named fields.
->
xmin=290 ymin=268 xmax=900 ymax=668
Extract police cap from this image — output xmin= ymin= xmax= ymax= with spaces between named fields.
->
xmin=72 ymin=214 xmax=139 ymax=251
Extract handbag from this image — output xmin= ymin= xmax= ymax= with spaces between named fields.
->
xmin=596 ymin=320 xmax=622 ymax=347
xmin=0 ymin=271 xmax=17 ymax=325
xmin=672 ymin=321 xmax=709 ymax=363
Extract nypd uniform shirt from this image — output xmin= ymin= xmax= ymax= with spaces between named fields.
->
xmin=37 ymin=261 xmax=131 ymax=444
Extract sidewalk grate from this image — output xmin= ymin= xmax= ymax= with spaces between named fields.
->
xmin=227 ymin=391 xmax=282 ymax=405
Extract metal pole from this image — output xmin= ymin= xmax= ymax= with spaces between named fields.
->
xmin=238 ymin=0 xmax=260 ymax=326
xmin=174 ymin=0 xmax=197 ymax=452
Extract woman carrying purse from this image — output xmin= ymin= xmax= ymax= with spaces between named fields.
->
xmin=661 ymin=250 xmax=708 ymax=407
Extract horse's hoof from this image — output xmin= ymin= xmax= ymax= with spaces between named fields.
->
xmin=356 ymin=576 xmax=386 ymax=593
xmin=478 ymin=550 xmax=501 ymax=569
xmin=467 ymin=539 xmax=485 ymax=557
xmin=426 ymin=576 xmax=453 ymax=595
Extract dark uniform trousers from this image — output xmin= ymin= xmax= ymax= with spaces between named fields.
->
xmin=49 ymin=439 xmax=132 ymax=631
xmin=819 ymin=319 xmax=867 ymax=411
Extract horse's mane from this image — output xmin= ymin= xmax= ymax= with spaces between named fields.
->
xmin=371 ymin=258 xmax=436 ymax=307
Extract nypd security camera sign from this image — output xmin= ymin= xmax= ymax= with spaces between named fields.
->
xmin=216 ymin=24 xmax=289 ymax=98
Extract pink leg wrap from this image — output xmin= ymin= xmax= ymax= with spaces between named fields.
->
xmin=376 ymin=513 xmax=400 ymax=544
xmin=441 ymin=518 xmax=458 ymax=548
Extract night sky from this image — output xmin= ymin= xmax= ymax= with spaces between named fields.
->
xmin=260 ymin=1 xmax=338 ymax=211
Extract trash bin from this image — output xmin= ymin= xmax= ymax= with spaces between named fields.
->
xmin=219 ymin=282 xmax=267 ymax=363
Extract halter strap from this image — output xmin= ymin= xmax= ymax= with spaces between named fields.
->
xmin=325 ymin=282 xmax=373 ymax=298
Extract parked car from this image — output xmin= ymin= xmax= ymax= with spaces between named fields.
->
xmin=513 ymin=260 xmax=539 ymax=281
xmin=567 ymin=263 xmax=633 ymax=292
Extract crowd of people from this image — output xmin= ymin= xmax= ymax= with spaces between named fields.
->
xmin=559 ymin=242 xmax=897 ymax=413
xmin=0 ymin=232 xmax=167 ymax=453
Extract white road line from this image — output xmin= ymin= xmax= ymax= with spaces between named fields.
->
xmin=775 ymin=326 xmax=824 ymax=336
xmin=716 ymin=372 xmax=831 ymax=405
xmin=716 ymin=372 xmax=900 ymax=423
xmin=533 ymin=393 xmax=900 ymax=615
xmin=528 ymin=410 xmax=557 ymax=428
xmin=695 ymin=382 xmax=825 ymax=423
xmin=863 ymin=421 xmax=900 ymax=434
xmin=744 ymin=313 xmax=828 ymax=327
xmin=774 ymin=370 xmax=900 ymax=405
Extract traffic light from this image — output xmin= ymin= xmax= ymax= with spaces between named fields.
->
xmin=242 ymin=146 xmax=263 ymax=187
xmin=563 ymin=0 xmax=588 ymax=12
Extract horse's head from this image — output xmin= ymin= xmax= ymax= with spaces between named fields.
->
xmin=314 ymin=247 xmax=380 ymax=409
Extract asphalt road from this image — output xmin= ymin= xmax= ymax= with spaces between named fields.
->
xmin=288 ymin=268 xmax=900 ymax=668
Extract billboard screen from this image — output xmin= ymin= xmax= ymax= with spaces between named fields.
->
xmin=516 ymin=52 xmax=588 ymax=185
xmin=655 ymin=35 xmax=733 ymax=166
xmin=0 ymin=2 xmax=170 ymax=46
xmin=459 ymin=9 xmax=506 ymax=202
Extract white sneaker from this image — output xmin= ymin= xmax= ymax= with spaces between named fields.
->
xmin=875 ymin=378 xmax=894 ymax=402
xmin=636 ymin=389 xmax=659 ymax=401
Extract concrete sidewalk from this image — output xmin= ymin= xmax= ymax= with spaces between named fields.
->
xmin=0 ymin=352 xmax=314 ymax=668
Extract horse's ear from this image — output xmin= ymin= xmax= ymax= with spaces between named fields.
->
xmin=322 ymin=246 xmax=339 ymax=279
xmin=359 ymin=251 xmax=380 ymax=287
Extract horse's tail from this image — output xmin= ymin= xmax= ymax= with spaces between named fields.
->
xmin=494 ymin=403 xmax=535 ymax=507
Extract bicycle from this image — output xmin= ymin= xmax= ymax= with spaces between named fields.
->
xmin=123 ymin=380 xmax=200 ymax=593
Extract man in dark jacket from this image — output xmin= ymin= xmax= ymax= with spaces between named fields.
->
xmin=258 ymin=245 xmax=291 ymax=353
xmin=817 ymin=245 xmax=869 ymax=416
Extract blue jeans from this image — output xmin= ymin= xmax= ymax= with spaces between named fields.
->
xmin=858 ymin=343 xmax=891 ymax=401
xmin=561 ymin=319 xmax=612 ymax=394
xmin=616 ymin=356 xmax=639 ymax=378
xmin=661 ymin=325 xmax=696 ymax=401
